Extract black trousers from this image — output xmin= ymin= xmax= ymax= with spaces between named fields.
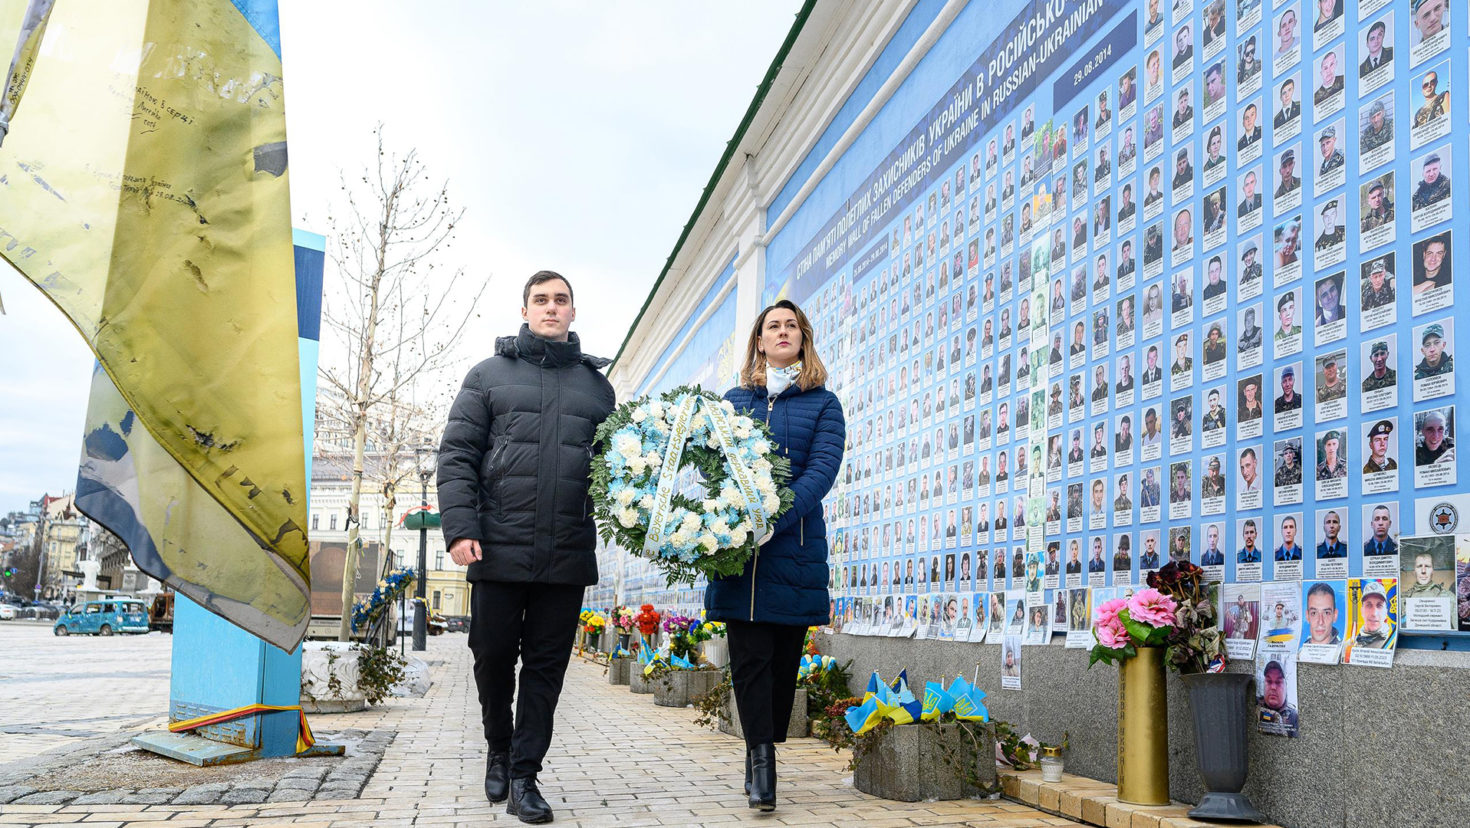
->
xmin=468 ymin=580 xmax=584 ymax=779
xmin=726 ymin=620 xmax=808 ymax=748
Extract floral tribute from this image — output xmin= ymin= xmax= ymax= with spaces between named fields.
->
xmin=613 ymin=606 xmax=636 ymax=634
xmin=591 ymin=387 xmax=794 ymax=585
xmin=350 ymin=566 xmax=415 ymax=632
xmin=1090 ymin=561 xmax=1226 ymax=674
xmin=662 ymin=612 xmax=712 ymax=663
xmin=579 ymin=610 xmax=607 ymax=636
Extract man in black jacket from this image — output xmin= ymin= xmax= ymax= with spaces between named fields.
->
xmin=438 ymin=271 xmax=616 ymax=824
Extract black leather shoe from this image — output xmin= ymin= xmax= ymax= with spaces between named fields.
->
xmin=748 ymin=743 xmax=776 ymax=811
xmin=744 ymin=747 xmax=752 ymax=795
xmin=484 ymin=752 xmax=509 ymax=803
xmin=507 ymin=776 xmax=554 ymax=824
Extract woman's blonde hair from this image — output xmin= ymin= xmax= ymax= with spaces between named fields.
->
xmin=739 ymin=299 xmax=828 ymax=390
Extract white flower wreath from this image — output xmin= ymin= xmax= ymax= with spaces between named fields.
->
xmin=591 ymin=386 xmax=793 ymax=585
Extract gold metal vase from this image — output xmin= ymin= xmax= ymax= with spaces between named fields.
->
xmin=1116 ymin=645 xmax=1170 ymax=805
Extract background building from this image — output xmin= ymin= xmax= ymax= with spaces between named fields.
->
xmin=603 ymin=2 xmax=1470 ymax=824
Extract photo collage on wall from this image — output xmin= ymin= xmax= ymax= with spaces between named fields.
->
xmin=805 ymin=0 xmax=1470 ymax=689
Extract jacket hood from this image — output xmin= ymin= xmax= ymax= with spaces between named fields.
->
xmin=497 ymin=324 xmax=611 ymax=370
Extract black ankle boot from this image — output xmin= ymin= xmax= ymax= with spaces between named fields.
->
xmin=484 ymin=752 xmax=509 ymax=803
xmin=744 ymin=747 xmax=753 ymax=795
xmin=748 ymin=743 xmax=776 ymax=811
xmin=507 ymin=776 xmax=554 ymax=824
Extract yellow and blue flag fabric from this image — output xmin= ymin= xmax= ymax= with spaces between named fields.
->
xmin=670 ymin=653 xmax=696 ymax=670
xmin=0 ymin=0 xmax=309 ymax=651
xmin=921 ymin=680 xmax=956 ymax=721
xmin=890 ymin=668 xmax=909 ymax=692
xmin=884 ymin=678 xmax=922 ymax=725
xmin=864 ymin=670 xmax=884 ymax=696
xmin=947 ymin=676 xmax=990 ymax=722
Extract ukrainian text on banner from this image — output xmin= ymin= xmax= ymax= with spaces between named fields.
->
xmin=0 ymin=0 xmax=309 ymax=651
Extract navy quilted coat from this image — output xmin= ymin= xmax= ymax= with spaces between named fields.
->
xmin=704 ymin=381 xmax=846 ymax=626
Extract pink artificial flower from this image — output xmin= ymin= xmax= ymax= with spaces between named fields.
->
xmin=1127 ymin=588 xmax=1178 ymax=628
xmin=1094 ymin=597 xmax=1129 ymax=629
xmin=1095 ymin=616 xmax=1130 ymax=649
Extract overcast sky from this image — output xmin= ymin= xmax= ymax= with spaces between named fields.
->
xmin=0 ymin=0 xmax=802 ymax=515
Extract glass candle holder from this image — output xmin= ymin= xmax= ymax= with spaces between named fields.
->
xmin=1040 ymin=745 xmax=1064 ymax=782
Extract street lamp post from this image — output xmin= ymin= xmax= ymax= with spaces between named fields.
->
xmin=413 ymin=446 xmax=431 ymax=652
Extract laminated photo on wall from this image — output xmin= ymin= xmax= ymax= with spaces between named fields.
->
xmin=1200 ymin=520 xmax=1226 ymax=578
xmin=1363 ymin=501 xmax=1402 ymax=578
xmin=1413 ymin=405 xmax=1457 ymax=488
xmin=1273 ymin=512 xmax=1305 ymax=581
xmin=1065 ymin=586 xmax=1093 ymax=648
xmin=1344 ymin=578 xmax=1399 ymax=667
xmin=1116 ymin=296 xmax=1137 ymax=353
xmin=1113 ymin=534 xmax=1134 ymax=586
xmin=1170 ymin=393 xmax=1194 ymax=456
xmin=1066 ymin=537 xmax=1085 ymax=588
xmin=1399 ymin=535 xmax=1456 ymax=631
xmin=1314 ymin=349 xmax=1348 ymax=421
xmin=1314 ymin=428 xmax=1349 ymax=501
xmin=1412 ymin=318 xmax=1454 ymax=402
xmin=1314 ymin=119 xmax=1347 ymax=197
xmin=1459 ymin=537 xmax=1470 ymax=633
xmin=1201 ymin=454 xmax=1227 ymax=515
xmin=1141 ymin=401 xmax=1163 ymax=460
xmin=1089 ymin=478 xmax=1108 ymax=532
xmin=1237 ymin=300 xmax=1264 ymax=369
xmin=1141 ymin=465 xmax=1161 ymax=524
xmin=1237 ymin=515 xmax=1265 ymax=583
xmin=1201 ymin=186 xmax=1227 ymax=251
xmin=1223 ymin=581 xmax=1261 ymax=660
xmin=1201 ymin=385 xmax=1227 ymax=448
xmin=1359 ymin=252 xmax=1398 ymax=332
xmin=1276 ymin=147 xmax=1305 ymax=219
xmin=1088 ymin=534 xmax=1109 ymax=588
xmin=1168 ymin=524 xmax=1192 ymax=567
xmin=1311 ymin=43 xmax=1346 ymax=119
xmin=1409 ymin=147 xmax=1452 ymax=233
xmin=1203 ymin=124 xmax=1228 ymax=189
xmin=1022 ymin=593 xmax=1050 ymax=645
xmin=1272 ymin=362 xmax=1303 ymax=432
xmin=1169 ymin=459 xmax=1194 ymax=520
xmin=1120 ymin=65 xmax=1140 ymax=122
xmin=1237 ymin=372 xmax=1265 ymax=440
xmin=1142 ymin=284 xmax=1165 ymax=342
xmin=1238 ymin=98 xmax=1265 ymax=164
xmin=1313 ymin=197 xmax=1347 ymax=269
xmin=1202 ymin=252 xmax=1228 ymax=316
xmin=1170 ymin=205 xmax=1195 ymax=268
xmin=1144 ymin=102 xmax=1165 ymax=164
xmin=1408 ymin=0 xmax=1449 ymax=66
xmin=1140 ymin=528 xmax=1163 ymax=577
xmin=1358 ymin=11 xmax=1395 ymax=95
xmin=1273 ymin=73 xmax=1303 ymax=143
xmin=1237 ymin=445 xmax=1265 ymax=513
xmin=1272 ymin=4 xmax=1302 ymax=77
xmin=1315 ymin=507 xmax=1350 ymax=579
xmin=1311 ymin=0 xmax=1345 ymax=46
xmin=1260 ymin=581 xmax=1303 ymax=651
xmin=1202 ymin=60 xmax=1227 ymax=125
xmin=1272 ymin=437 xmax=1305 ymax=508
xmin=1358 ymin=90 xmax=1393 ymax=174
xmin=1113 ymin=471 xmax=1134 ymax=528
xmin=1257 ymin=652 xmax=1300 ymax=737
xmin=1001 ymin=633 xmax=1022 ymax=690
xmin=1170 ymin=331 xmax=1194 ymax=392
xmin=1299 ymin=580 xmax=1346 ymax=665
xmin=1172 ymin=19 xmax=1196 ymax=83
xmin=1272 ymin=215 xmax=1304 ymax=288
xmin=1411 ymin=61 xmax=1450 ymax=149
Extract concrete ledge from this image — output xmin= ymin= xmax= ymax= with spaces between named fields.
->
xmin=607 ymin=657 xmax=631 ymax=686
xmin=998 ymin=768 xmax=1284 ymax=828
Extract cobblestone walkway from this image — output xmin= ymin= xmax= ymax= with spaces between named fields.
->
xmin=0 ymin=623 xmax=1069 ymax=826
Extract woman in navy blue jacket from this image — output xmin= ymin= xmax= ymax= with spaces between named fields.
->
xmin=706 ymin=299 xmax=845 ymax=811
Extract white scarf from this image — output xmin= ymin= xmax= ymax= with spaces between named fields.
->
xmin=766 ymin=361 xmax=802 ymax=398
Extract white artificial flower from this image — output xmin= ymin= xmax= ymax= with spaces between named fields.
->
xmin=639 ymin=494 xmax=655 ymax=509
xmin=615 ymin=433 xmax=642 ymax=459
xmin=650 ymin=401 xmax=665 ymax=419
xmin=631 ymin=407 xmax=647 ymax=423
xmin=763 ymin=494 xmax=780 ymax=514
xmin=699 ymin=533 xmax=719 ymax=554
xmin=721 ymin=400 xmax=735 ymax=414
xmin=733 ymin=424 xmax=751 ymax=439
xmin=681 ymin=513 xmax=701 ymax=531
xmin=756 ymin=476 xmax=776 ymax=495
xmin=617 ymin=508 xmax=638 ymax=528
xmin=646 ymin=452 xmax=662 ymax=468
xmin=752 ymin=440 xmax=770 ymax=455
xmin=754 ymin=458 xmax=773 ymax=473
xmin=733 ymin=521 xmax=752 ymax=538
xmin=615 ymin=488 xmax=636 ymax=506
xmin=629 ymin=457 xmax=647 ymax=475
xmin=702 ymin=499 xmax=719 ymax=513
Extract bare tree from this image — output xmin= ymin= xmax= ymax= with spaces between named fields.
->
xmin=318 ymin=126 xmax=485 ymax=642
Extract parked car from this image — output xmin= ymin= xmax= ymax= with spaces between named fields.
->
xmin=0 ymin=603 xmax=15 ymax=621
xmin=53 ymin=599 xmax=150 ymax=636
xmin=444 ymin=615 xmax=471 ymax=633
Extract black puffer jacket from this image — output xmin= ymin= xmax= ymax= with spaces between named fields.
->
xmin=437 ymin=325 xmax=616 ymax=585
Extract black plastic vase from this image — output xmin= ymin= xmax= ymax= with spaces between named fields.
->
xmin=1181 ymin=672 xmax=1266 ymax=823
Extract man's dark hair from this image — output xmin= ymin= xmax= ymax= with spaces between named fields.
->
xmin=1307 ymin=582 xmax=1337 ymax=606
xmin=522 ymin=270 xmax=573 ymax=307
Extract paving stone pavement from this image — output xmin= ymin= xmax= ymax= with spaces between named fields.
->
xmin=0 ymin=623 xmax=1072 ymax=826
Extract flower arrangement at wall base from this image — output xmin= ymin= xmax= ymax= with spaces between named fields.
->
xmin=613 ymin=606 xmax=636 ymax=652
xmin=816 ymin=671 xmax=998 ymax=801
xmin=662 ymin=612 xmax=713 ymax=665
xmin=579 ymin=609 xmax=607 ymax=653
xmin=590 ymin=387 xmax=794 ymax=586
